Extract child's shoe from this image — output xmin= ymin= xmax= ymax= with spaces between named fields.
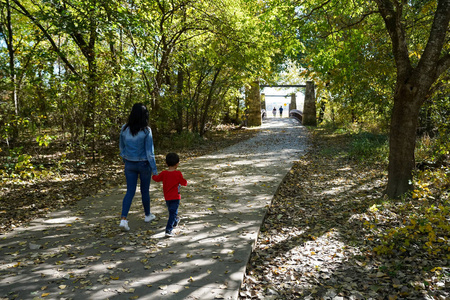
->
xmin=119 ymin=219 xmax=130 ymax=231
xmin=173 ymin=217 xmax=180 ymax=228
xmin=145 ymin=213 xmax=156 ymax=223
xmin=165 ymin=231 xmax=174 ymax=237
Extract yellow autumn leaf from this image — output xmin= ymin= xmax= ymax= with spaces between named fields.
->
xmin=110 ymin=276 xmax=119 ymax=280
xmin=41 ymin=293 xmax=50 ymax=297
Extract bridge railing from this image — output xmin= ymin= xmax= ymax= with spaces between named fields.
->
xmin=289 ymin=109 xmax=303 ymax=123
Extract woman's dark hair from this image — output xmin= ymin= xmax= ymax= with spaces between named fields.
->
xmin=166 ymin=153 xmax=180 ymax=167
xmin=124 ymin=103 xmax=149 ymax=136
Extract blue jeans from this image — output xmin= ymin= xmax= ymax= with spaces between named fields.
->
xmin=121 ymin=160 xmax=151 ymax=218
xmin=165 ymin=200 xmax=180 ymax=233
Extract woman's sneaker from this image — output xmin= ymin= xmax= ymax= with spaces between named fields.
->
xmin=145 ymin=213 xmax=156 ymax=223
xmin=165 ymin=231 xmax=174 ymax=237
xmin=119 ymin=219 xmax=130 ymax=231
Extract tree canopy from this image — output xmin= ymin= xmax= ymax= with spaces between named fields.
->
xmin=264 ymin=0 xmax=450 ymax=197
xmin=1 ymin=0 xmax=275 ymax=146
xmin=1 ymin=0 xmax=449 ymax=197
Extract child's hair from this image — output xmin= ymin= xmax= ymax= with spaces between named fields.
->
xmin=166 ymin=153 xmax=180 ymax=167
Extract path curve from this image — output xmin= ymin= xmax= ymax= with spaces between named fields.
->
xmin=0 ymin=118 xmax=308 ymax=300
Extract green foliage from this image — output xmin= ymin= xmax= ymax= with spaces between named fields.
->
xmin=14 ymin=154 xmax=34 ymax=179
xmin=371 ymin=169 xmax=450 ymax=259
xmin=36 ymin=134 xmax=55 ymax=147
xmin=288 ymin=0 xmax=395 ymax=123
xmin=158 ymin=131 xmax=204 ymax=150
xmin=0 ymin=138 xmax=60 ymax=180
xmin=1 ymin=0 xmax=277 ymax=176
xmin=418 ymin=78 xmax=450 ymax=161
xmin=348 ymin=132 xmax=389 ymax=163
xmin=0 ymin=116 xmax=30 ymax=143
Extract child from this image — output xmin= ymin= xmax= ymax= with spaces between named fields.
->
xmin=152 ymin=153 xmax=187 ymax=237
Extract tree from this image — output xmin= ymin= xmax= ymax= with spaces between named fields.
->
xmin=373 ymin=0 xmax=450 ymax=197
xmin=273 ymin=0 xmax=450 ymax=198
xmin=1 ymin=0 xmax=275 ymax=158
xmin=1 ymin=0 xmax=17 ymax=115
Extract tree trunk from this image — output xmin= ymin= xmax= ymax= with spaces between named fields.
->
xmin=175 ymin=69 xmax=184 ymax=133
xmin=5 ymin=0 xmax=17 ymax=115
xmin=386 ymin=84 xmax=421 ymax=197
xmin=199 ymin=68 xmax=221 ymax=136
xmin=235 ymin=97 xmax=240 ymax=122
xmin=374 ymin=0 xmax=450 ymax=198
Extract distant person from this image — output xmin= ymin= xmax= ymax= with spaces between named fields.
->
xmin=272 ymin=107 xmax=277 ymax=117
xmin=152 ymin=153 xmax=188 ymax=237
xmin=261 ymin=109 xmax=266 ymax=120
xmin=279 ymin=106 xmax=283 ymax=117
xmin=119 ymin=103 xmax=158 ymax=231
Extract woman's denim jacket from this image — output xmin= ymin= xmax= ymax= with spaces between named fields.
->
xmin=119 ymin=125 xmax=158 ymax=175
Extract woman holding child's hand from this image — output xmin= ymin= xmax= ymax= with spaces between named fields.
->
xmin=118 ymin=103 xmax=158 ymax=231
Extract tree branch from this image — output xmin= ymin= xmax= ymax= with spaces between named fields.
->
xmin=373 ymin=0 xmax=412 ymax=77
xmin=296 ymin=0 xmax=332 ymax=21
xmin=10 ymin=0 xmax=82 ymax=79
xmin=436 ymin=53 xmax=450 ymax=78
xmin=417 ymin=0 xmax=450 ymax=79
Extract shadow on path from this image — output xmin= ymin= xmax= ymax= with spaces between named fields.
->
xmin=0 ymin=118 xmax=308 ymax=300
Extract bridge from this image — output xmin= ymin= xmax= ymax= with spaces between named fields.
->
xmin=289 ymin=109 xmax=303 ymax=123
xmin=246 ymin=81 xmax=317 ymax=127
xmin=260 ymin=84 xmax=307 ymax=88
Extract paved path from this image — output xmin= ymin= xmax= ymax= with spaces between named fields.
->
xmin=0 ymin=118 xmax=308 ymax=300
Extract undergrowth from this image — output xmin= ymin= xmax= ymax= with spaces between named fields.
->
xmin=371 ymin=169 xmax=450 ymax=260
xmin=318 ymin=125 xmax=449 ymax=263
xmin=348 ymin=132 xmax=388 ymax=164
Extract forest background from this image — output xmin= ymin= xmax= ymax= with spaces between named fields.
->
xmin=0 ymin=0 xmax=449 ymax=296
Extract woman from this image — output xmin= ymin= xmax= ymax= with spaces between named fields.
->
xmin=119 ymin=103 xmax=158 ymax=231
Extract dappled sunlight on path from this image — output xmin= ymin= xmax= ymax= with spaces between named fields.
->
xmin=0 ymin=118 xmax=308 ymax=300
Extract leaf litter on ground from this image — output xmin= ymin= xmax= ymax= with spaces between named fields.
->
xmin=0 ymin=126 xmax=259 ymax=299
xmin=240 ymin=129 xmax=449 ymax=300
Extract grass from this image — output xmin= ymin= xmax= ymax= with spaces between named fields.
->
xmin=348 ymin=132 xmax=389 ymax=163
